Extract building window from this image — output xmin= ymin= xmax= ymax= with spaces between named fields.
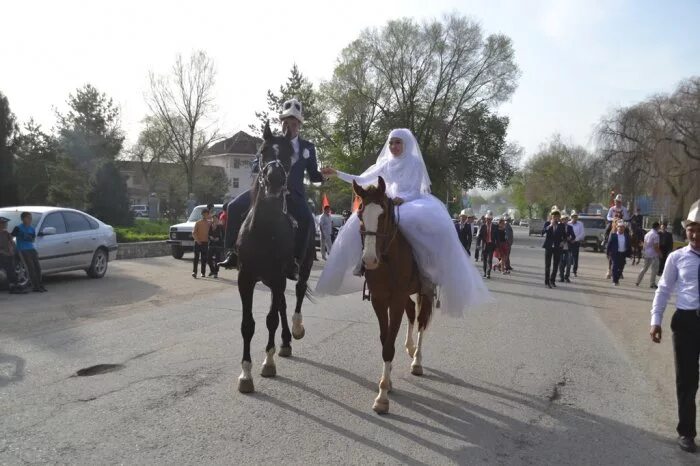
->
xmin=233 ymin=158 xmax=240 ymax=169
xmin=233 ymin=178 xmax=239 ymax=188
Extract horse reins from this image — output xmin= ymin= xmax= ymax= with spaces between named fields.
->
xmin=359 ymin=200 xmax=400 ymax=260
xmin=256 ymin=154 xmax=290 ymax=215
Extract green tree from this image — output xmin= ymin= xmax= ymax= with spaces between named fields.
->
xmin=86 ymin=161 xmax=132 ymax=226
xmin=128 ymin=116 xmax=171 ymax=193
xmin=47 ymin=156 xmax=87 ymax=207
xmin=57 ymin=84 xmax=124 ymax=171
xmin=14 ymin=120 xmax=59 ymax=204
xmin=0 ymin=92 xmax=19 ymax=206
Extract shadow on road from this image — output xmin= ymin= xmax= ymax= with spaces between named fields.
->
xmin=0 ymin=353 xmax=25 ymax=387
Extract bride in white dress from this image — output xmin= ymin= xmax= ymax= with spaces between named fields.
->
xmin=316 ymin=128 xmax=491 ymax=317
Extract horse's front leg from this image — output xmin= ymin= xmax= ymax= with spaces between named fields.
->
xmin=237 ymin=272 xmax=256 ymax=393
xmin=262 ymin=283 xmax=284 ymax=377
xmin=292 ymin=280 xmax=306 ymax=340
xmin=278 ymin=292 xmax=292 ymax=358
xmin=373 ymin=296 xmax=403 ymax=414
xmin=404 ymin=297 xmax=417 ymax=358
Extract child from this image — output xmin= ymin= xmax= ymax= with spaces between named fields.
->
xmin=0 ymin=216 xmax=27 ymax=294
xmin=207 ymin=215 xmax=223 ymax=278
xmin=191 ymin=209 xmax=210 ymax=278
xmin=11 ymin=212 xmax=46 ymax=292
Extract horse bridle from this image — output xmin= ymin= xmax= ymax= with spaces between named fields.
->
xmin=256 ymin=151 xmax=290 ymax=213
xmin=358 ymin=199 xmax=400 ymax=260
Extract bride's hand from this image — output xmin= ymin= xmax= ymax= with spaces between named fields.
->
xmin=321 ymin=167 xmax=337 ymax=177
xmin=392 ymin=197 xmax=404 ymax=206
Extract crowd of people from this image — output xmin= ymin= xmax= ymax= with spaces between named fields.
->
xmin=190 ymin=203 xmax=225 ymax=279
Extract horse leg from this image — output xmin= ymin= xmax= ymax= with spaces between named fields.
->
xmin=279 ymin=292 xmax=292 ymax=358
xmin=412 ymin=292 xmax=433 ymax=376
xmin=292 ymin=280 xmax=306 ymax=340
xmin=261 ymin=285 xmax=283 ymax=377
xmin=404 ymin=297 xmax=417 ymax=358
xmin=373 ymin=296 xmax=403 ymax=414
xmin=237 ymin=273 xmax=256 ymax=393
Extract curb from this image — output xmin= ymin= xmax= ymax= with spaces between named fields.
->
xmin=116 ymin=241 xmax=171 ymax=260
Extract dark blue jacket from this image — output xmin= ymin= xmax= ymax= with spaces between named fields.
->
xmin=606 ymin=231 xmax=632 ymax=258
xmin=455 ymin=221 xmax=473 ymax=252
xmin=253 ymin=137 xmax=323 ymax=201
xmin=542 ymin=221 xmax=566 ymax=250
xmin=476 ymin=222 xmax=499 ymax=247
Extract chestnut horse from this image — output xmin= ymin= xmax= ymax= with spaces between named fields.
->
xmin=353 ymin=177 xmax=432 ymax=414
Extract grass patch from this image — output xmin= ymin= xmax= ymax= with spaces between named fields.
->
xmin=114 ymin=220 xmax=170 ymax=243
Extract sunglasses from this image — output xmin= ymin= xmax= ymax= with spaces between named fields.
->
xmin=284 ymin=101 xmax=301 ymax=111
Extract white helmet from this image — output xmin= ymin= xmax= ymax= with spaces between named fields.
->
xmin=279 ymin=98 xmax=304 ymax=123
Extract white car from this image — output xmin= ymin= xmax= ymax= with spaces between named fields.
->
xmin=0 ymin=206 xmax=118 ymax=287
xmin=167 ymin=204 xmax=224 ymax=259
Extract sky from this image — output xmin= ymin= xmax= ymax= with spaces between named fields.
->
xmin=1 ymin=0 xmax=699 ymax=162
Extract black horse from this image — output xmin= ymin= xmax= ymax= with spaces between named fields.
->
xmin=236 ymin=122 xmax=314 ymax=394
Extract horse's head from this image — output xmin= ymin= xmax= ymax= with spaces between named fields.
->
xmin=257 ymin=121 xmax=293 ymax=197
xmin=353 ymin=176 xmax=393 ymax=270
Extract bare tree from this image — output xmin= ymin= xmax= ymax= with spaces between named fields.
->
xmin=147 ymin=51 xmax=218 ymax=195
xmin=127 ymin=116 xmax=171 ymax=193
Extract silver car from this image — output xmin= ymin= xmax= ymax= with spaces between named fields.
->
xmin=0 ymin=206 xmax=118 ymax=287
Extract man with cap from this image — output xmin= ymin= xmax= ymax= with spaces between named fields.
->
xmin=476 ymin=211 xmax=499 ymax=278
xmin=542 ymin=208 xmax=566 ymax=288
xmin=456 ymin=208 xmax=475 ymax=256
xmin=649 ymin=199 xmax=700 ymax=453
xmin=606 ymin=221 xmax=631 ymax=286
xmin=607 ymin=193 xmax=631 ymax=222
xmin=558 ymin=211 xmax=577 ymax=283
xmin=219 ymin=98 xmax=324 ymax=280
xmin=568 ymin=210 xmax=585 ymax=277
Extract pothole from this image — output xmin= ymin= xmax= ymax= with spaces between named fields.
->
xmin=74 ymin=364 xmax=125 ymax=377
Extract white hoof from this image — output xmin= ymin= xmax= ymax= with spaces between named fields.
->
xmin=373 ymin=397 xmax=389 ymax=414
xmin=292 ymin=314 xmax=305 ymax=340
xmin=261 ymin=364 xmax=277 ymax=377
xmin=237 ymin=377 xmax=255 ymax=393
xmin=279 ymin=346 xmax=292 ymax=358
xmin=411 ymin=364 xmax=423 ymax=376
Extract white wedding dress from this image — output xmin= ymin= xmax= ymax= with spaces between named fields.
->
xmin=315 ymin=129 xmax=492 ymax=317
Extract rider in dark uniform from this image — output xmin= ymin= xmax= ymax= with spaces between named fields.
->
xmin=219 ymin=99 xmax=324 ymax=279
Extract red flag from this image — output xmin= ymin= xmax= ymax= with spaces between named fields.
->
xmin=352 ymin=194 xmax=362 ymax=212
xmin=322 ymin=193 xmax=330 ymax=210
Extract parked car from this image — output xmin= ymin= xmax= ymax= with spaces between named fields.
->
xmin=576 ymin=215 xmax=607 ymax=252
xmin=519 ymin=219 xmax=529 ymax=228
xmin=0 ymin=206 xmax=118 ymax=288
xmin=314 ymin=214 xmax=346 ymax=248
xmin=130 ymin=205 xmax=149 ymax=217
xmin=167 ymin=204 xmax=223 ymax=259
xmin=528 ymin=218 xmax=546 ymax=236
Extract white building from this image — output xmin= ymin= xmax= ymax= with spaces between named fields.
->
xmin=201 ymin=131 xmax=261 ymax=201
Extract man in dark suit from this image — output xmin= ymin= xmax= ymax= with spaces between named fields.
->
xmin=476 ymin=212 xmax=499 ymax=279
xmin=606 ymin=221 xmax=631 ymax=286
xmin=657 ymin=220 xmax=674 ymax=275
xmin=220 ymin=98 xmax=324 ymax=279
xmin=542 ymin=209 xmax=566 ymax=288
xmin=455 ymin=208 xmax=475 ymax=256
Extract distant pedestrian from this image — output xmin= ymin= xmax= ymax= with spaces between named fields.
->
xmin=606 ymin=193 xmax=631 ymax=222
xmin=636 ymin=222 xmax=660 ymax=288
xmin=542 ymin=208 xmax=566 ymax=288
xmin=658 ymin=220 xmax=674 ymax=275
xmin=319 ymin=205 xmax=333 ymax=260
xmin=191 ymin=208 xmax=210 ymax=278
xmin=493 ymin=218 xmax=508 ymax=273
xmin=455 ymin=208 xmax=474 ymax=256
xmin=0 ymin=217 xmax=26 ymax=294
xmin=504 ymin=215 xmax=514 ymax=272
xmin=11 ymin=212 xmax=45 ymax=292
xmin=606 ymin=221 xmax=631 ymax=286
xmin=207 ymin=215 xmax=223 ymax=278
xmin=558 ymin=212 xmax=576 ymax=283
xmin=476 ymin=212 xmax=498 ymax=279
xmin=568 ymin=210 xmax=585 ymax=277
xmin=474 ymin=214 xmax=486 ymax=262
xmin=649 ymin=199 xmax=700 ymax=453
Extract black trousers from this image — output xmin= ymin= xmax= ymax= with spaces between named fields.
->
xmin=544 ymin=248 xmax=561 ymax=283
xmin=20 ymin=249 xmax=42 ymax=289
xmin=659 ymin=251 xmax=670 ymax=275
xmin=225 ymin=189 xmax=313 ymax=260
xmin=671 ymin=309 xmax=700 ymax=438
xmin=475 ymin=237 xmax=481 ymax=261
xmin=610 ymin=252 xmax=626 ymax=284
xmin=193 ymin=243 xmax=208 ymax=275
xmin=0 ymin=255 xmax=17 ymax=286
xmin=570 ymin=242 xmax=580 ymax=274
xmin=482 ymin=243 xmax=495 ymax=275
xmin=207 ymin=244 xmax=222 ymax=274
xmin=559 ymin=249 xmax=571 ymax=279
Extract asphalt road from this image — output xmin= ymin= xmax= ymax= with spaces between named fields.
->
xmin=0 ymin=228 xmax=696 ymax=465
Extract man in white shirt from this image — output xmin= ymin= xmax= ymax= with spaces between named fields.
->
xmin=607 ymin=194 xmax=631 ymax=222
xmin=636 ymin=222 xmax=661 ymax=288
xmin=568 ymin=211 xmax=585 ymax=277
xmin=650 ymin=199 xmax=700 ymax=453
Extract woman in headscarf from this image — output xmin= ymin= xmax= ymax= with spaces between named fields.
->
xmin=317 ymin=128 xmax=491 ymax=318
